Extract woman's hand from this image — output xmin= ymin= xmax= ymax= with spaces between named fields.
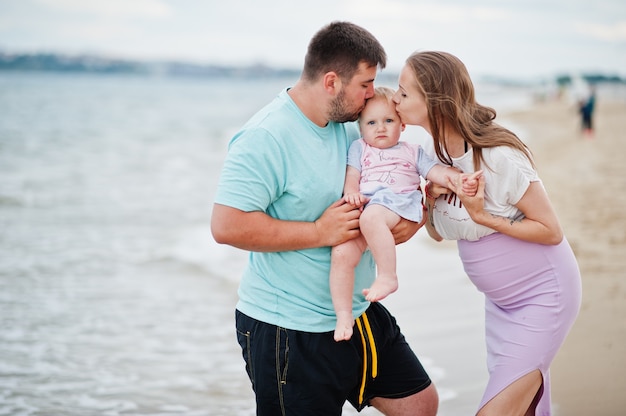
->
xmin=447 ymin=175 xmax=564 ymax=245
xmin=446 ymin=174 xmax=488 ymax=222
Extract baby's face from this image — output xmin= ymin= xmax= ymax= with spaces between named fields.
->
xmin=359 ymin=98 xmax=405 ymax=149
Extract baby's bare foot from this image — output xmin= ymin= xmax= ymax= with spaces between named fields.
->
xmin=334 ymin=312 xmax=354 ymax=341
xmin=363 ymin=275 xmax=398 ymax=302
xmin=334 ymin=323 xmax=354 ymax=342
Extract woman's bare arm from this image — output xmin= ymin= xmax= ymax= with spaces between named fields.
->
xmin=449 ymin=176 xmax=563 ymax=245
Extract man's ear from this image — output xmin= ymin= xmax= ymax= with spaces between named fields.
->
xmin=323 ymin=71 xmax=341 ymax=95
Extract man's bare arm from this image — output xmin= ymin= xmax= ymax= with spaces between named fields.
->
xmin=211 ymin=199 xmax=363 ymax=252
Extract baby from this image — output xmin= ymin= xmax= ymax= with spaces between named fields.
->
xmin=331 ymin=86 xmax=480 ymax=341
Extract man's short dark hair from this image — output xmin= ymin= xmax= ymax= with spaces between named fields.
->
xmin=302 ymin=21 xmax=387 ymax=82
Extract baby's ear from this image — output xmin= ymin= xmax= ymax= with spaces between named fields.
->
xmin=401 ymin=123 xmax=406 ymax=131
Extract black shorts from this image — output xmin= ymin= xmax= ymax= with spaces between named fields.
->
xmin=235 ymin=302 xmax=432 ymax=416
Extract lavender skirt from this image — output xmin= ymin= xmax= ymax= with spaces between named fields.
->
xmin=458 ymin=233 xmax=582 ymax=415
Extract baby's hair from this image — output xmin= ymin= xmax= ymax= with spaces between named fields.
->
xmin=359 ymin=87 xmax=396 ymax=126
xmin=358 ymin=86 xmax=396 ymax=123
xmin=372 ymin=86 xmax=395 ymax=103
xmin=358 ymin=86 xmax=398 ymax=128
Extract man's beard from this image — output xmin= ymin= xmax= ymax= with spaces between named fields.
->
xmin=328 ymin=90 xmax=362 ymax=123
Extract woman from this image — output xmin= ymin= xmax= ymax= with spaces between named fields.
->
xmin=393 ymin=51 xmax=582 ymax=416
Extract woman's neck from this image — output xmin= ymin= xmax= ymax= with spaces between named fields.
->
xmin=444 ymin=131 xmax=468 ymax=158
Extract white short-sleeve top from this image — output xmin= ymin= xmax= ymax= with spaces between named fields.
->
xmin=423 ymin=139 xmax=540 ymax=241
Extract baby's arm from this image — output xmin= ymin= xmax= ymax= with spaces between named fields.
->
xmin=426 ymin=165 xmax=481 ymax=196
xmin=343 ymin=166 xmax=367 ymax=206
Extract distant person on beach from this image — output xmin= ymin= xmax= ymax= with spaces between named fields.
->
xmin=394 ymin=51 xmax=582 ymax=415
xmin=331 ymin=86 xmax=480 ymax=341
xmin=211 ymin=22 xmax=439 ymax=415
xmin=579 ymin=85 xmax=596 ymax=138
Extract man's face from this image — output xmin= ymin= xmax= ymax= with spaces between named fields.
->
xmin=328 ymin=62 xmax=377 ymax=123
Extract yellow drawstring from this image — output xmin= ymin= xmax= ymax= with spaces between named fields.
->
xmin=355 ymin=318 xmax=367 ymax=405
xmin=362 ymin=312 xmax=378 ymax=378
xmin=355 ymin=312 xmax=378 ymax=405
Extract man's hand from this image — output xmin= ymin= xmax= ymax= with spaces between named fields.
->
xmin=391 ymin=209 xmax=426 ymax=244
xmin=315 ymin=198 xmax=364 ymax=247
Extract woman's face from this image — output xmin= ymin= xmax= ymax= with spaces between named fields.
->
xmin=393 ymin=65 xmax=430 ymax=132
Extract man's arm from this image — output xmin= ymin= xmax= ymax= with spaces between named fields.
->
xmin=211 ymin=199 xmax=364 ymax=252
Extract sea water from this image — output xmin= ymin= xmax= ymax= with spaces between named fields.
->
xmin=0 ymin=71 xmax=536 ymax=415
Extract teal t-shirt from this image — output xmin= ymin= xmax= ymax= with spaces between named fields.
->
xmin=214 ymin=89 xmax=375 ymax=332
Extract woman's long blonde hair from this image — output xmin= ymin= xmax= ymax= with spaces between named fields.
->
xmin=405 ymin=51 xmax=534 ymax=170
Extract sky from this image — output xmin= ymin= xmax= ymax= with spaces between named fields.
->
xmin=1 ymin=0 xmax=625 ymax=80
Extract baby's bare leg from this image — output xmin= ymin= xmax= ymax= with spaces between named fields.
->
xmin=330 ymin=236 xmax=367 ymax=341
xmin=360 ymin=205 xmax=401 ymax=302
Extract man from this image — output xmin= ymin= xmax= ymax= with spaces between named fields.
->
xmin=211 ymin=21 xmax=438 ymax=415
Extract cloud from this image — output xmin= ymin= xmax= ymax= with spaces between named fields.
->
xmin=1 ymin=0 xmax=624 ymax=77
xmin=577 ymin=20 xmax=626 ymax=41
xmin=341 ymin=0 xmax=511 ymax=24
xmin=37 ymin=0 xmax=171 ymax=18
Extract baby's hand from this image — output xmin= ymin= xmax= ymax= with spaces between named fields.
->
xmin=344 ymin=192 xmax=367 ymax=207
xmin=460 ymin=170 xmax=483 ymax=196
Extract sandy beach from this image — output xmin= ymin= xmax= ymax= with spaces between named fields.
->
xmin=2 ymin=72 xmax=623 ymax=415
xmin=503 ymin=96 xmax=626 ymax=415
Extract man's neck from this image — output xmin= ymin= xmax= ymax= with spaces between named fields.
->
xmin=288 ymin=81 xmax=329 ymax=127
